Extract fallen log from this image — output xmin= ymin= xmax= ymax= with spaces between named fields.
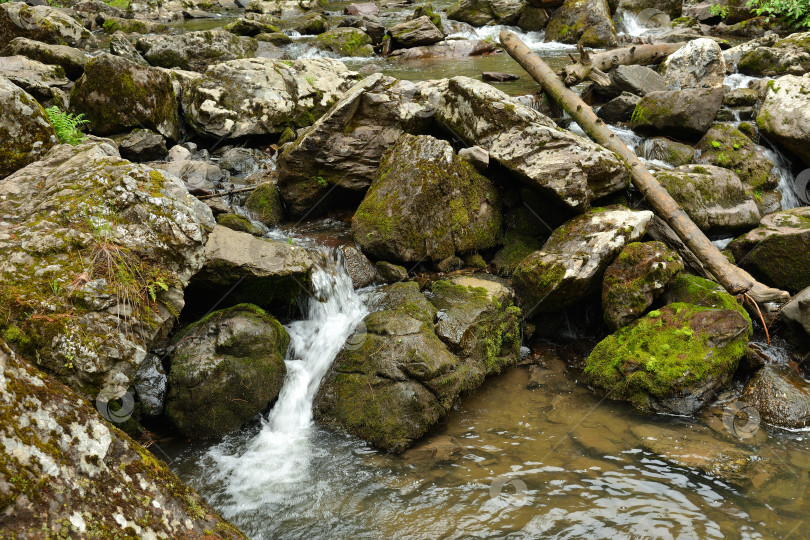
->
xmin=560 ymin=42 xmax=686 ymax=86
xmin=500 ymin=29 xmax=789 ymax=306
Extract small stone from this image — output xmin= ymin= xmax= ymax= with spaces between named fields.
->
xmin=375 ymin=261 xmax=408 ymax=283
xmin=482 ymin=71 xmax=519 ymax=82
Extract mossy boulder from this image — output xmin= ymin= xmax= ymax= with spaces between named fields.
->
xmin=728 ymin=207 xmax=810 ymax=293
xmin=224 ymin=16 xmax=281 ymax=37
xmin=694 ymin=123 xmax=778 ymax=196
xmin=70 ymin=54 xmax=181 ymax=141
xmin=654 ymin=164 xmax=761 ymax=234
xmin=742 ymin=365 xmax=810 ymax=429
xmin=0 ymin=37 xmax=87 ymax=80
xmin=630 ymin=87 xmax=725 ymax=140
xmin=216 ymin=213 xmax=264 ymax=235
xmin=245 ymin=182 xmax=284 ymax=227
xmin=314 ymin=278 xmax=521 ymax=452
xmin=292 ymin=11 xmax=329 ymax=35
xmin=492 ymin=231 xmax=544 ymax=277
xmin=0 ymin=3 xmax=96 ymax=50
xmin=135 ymin=30 xmax=257 ymax=72
xmin=0 ymin=76 xmax=56 ymax=179
xmin=544 ymin=0 xmax=618 ymax=48
xmin=738 ymin=32 xmax=810 ymax=76
xmin=602 ymin=241 xmax=684 ymax=330
xmin=352 ymin=133 xmax=502 ymax=263
xmin=664 ymin=273 xmax=750 ymax=323
xmin=314 ymin=27 xmax=374 ymax=57
xmin=639 ymin=136 xmax=693 ymax=166
xmin=756 ymin=73 xmax=810 ymax=166
xmin=447 ymin=0 xmax=524 ymax=27
xmin=0 ymin=140 xmax=214 ymax=401
xmin=0 ymin=342 xmax=247 ymax=537
xmin=182 ymin=57 xmax=359 ymax=140
xmin=513 ymin=206 xmax=654 ymax=316
xmin=100 ymin=16 xmax=167 ymax=35
xmin=166 ymin=304 xmax=288 ymax=438
xmin=584 ymin=302 xmax=751 ymax=415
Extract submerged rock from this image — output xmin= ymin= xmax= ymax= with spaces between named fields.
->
xmin=756 ymin=73 xmax=810 ymax=166
xmin=729 ymin=207 xmax=810 ymax=293
xmin=0 ymin=140 xmax=213 ymax=401
xmin=135 ymin=30 xmax=257 ymax=72
xmin=544 ymin=0 xmax=617 ymax=47
xmin=166 ymin=304 xmax=288 ymax=438
xmin=742 ymin=364 xmax=810 ymax=429
xmin=0 ymin=3 xmax=96 ymax=49
xmin=654 ymin=165 xmax=761 ymax=234
xmin=314 ymin=278 xmax=521 ymax=452
xmin=513 ymin=206 xmax=654 ymax=316
xmin=584 ymin=303 xmax=751 ymax=415
xmin=602 ymin=241 xmax=684 ymax=330
xmin=182 ymin=57 xmax=359 ymax=140
xmin=352 ymin=134 xmax=501 ymax=263
xmin=0 ymin=343 xmax=246 ymax=537
xmin=0 ymin=76 xmax=56 ymax=179
xmin=70 ymin=54 xmax=180 ymax=141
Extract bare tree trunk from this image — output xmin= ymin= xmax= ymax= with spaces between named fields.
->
xmin=500 ymin=29 xmax=789 ymax=305
xmin=561 ymin=42 xmax=686 ymax=86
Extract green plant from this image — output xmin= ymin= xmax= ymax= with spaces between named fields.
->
xmin=747 ymin=0 xmax=810 ymax=28
xmin=709 ymin=3 xmax=730 ymax=18
xmin=45 ymin=106 xmax=89 ymax=145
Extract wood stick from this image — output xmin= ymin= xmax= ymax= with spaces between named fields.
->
xmin=560 ymin=42 xmax=686 ymax=86
xmin=195 ymin=186 xmax=259 ymax=200
xmin=500 ymin=29 xmax=789 ymax=305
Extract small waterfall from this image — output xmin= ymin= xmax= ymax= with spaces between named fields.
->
xmin=199 ymin=250 xmax=369 ymax=521
xmin=760 ymin=141 xmax=802 ymax=210
xmin=615 ymin=10 xmax=647 ymax=37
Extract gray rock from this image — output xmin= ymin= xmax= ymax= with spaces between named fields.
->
xmin=342 ymin=244 xmax=377 ymax=288
xmin=167 ymin=144 xmax=191 ymax=162
xmin=187 ymin=225 xmax=315 ymax=308
xmin=738 ymin=32 xmax=810 ymax=77
xmin=780 ymin=285 xmax=810 ymax=337
xmin=447 ymin=0 xmax=525 ymax=26
xmin=133 ymin=352 xmax=167 ymax=416
xmin=244 ymin=182 xmax=284 ymax=227
xmin=292 ymin=11 xmax=329 ymax=35
xmin=345 ymin=2 xmax=379 ymax=16
xmin=0 ymin=76 xmax=56 ymax=178
xmin=387 ymin=16 xmax=444 ymax=49
xmin=135 ymin=30 xmax=257 ymax=72
xmin=458 ymin=145 xmax=489 ymax=170
xmin=314 ymin=27 xmax=374 ymax=56
xmin=70 ymin=54 xmax=181 ymax=141
xmin=615 ymin=0 xmax=681 ymax=18
xmin=166 ymin=304 xmax=288 ymax=438
xmin=375 ymin=261 xmax=408 ymax=283
xmin=150 ymin=160 xmax=228 ymax=191
xmin=182 ymin=57 xmax=359 ymax=140
xmin=352 ymin=134 xmax=501 ymax=263
xmin=0 ymin=36 xmax=87 ymax=79
xmin=223 ymin=16 xmax=280 ymax=37
xmin=108 ymin=32 xmax=148 ymax=66
xmin=639 ymin=136 xmax=693 ymax=166
xmin=0 ymin=3 xmax=96 ymax=49
xmin=545 ymin=0 xmax=617 ymax=47
xmin=742 ymin=365 xmax=810 ymax=429
xmin=661 ymin=37 xmax=726 ymax=90
xmin=216 ymin=147 xmax=265 ymax=175
xmin=339 ymin=15 xmax=386 ymax=44
xmin=389 ymin=39 xmax=496 ymax=59
xmin=630 ymin=86 xmax=725 ymax=139
xmin=513 ymin=206 xmax=654 ymax=316
xmin=610 ymin=64 xmax=667 ymax=96
xmin=597 ymin=92 xmax=640 ymax=123
xmin=654 ymin=165 xmax=761 ymax=234
xmin=756 ymin=73 xmax=810 ymax=166
xmin=481 ymin=71 xmax=519 ymax=82
xmin=0 ymin=342 xmax=246 ymax=537
xmin=0 ymin=140 xmax=214 ymax=400
xmin=112 ymin=128 xmax=167 ymax=162
xmin=0 ymin=54 xmax=68 ymax=108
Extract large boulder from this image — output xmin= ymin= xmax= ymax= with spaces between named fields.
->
xmin=630 ymin=87 xmax=724 ymax=139
xmin=584 ymin=303 xmax=751 ymax=415
xmin=437 ymin=76 xmax=629 ymax=212
xmin=386 ymin=16 xmax=445 ymax=50
xmin=653 ymin=165 xmax=761 ymax=234
xmin=0 ymin=343 xmax=247 ymax=538
xmin=388 ymin=39 xmax=496 ymax=60
xmin=780 ymin=285 xmax=810 ymax=337
xmin=313 ymin=278 xmax=521 ymax=452
xmin=544 ymin=0 xmax=618 ymax=48
xmin=660 ymin=38 xmax=726 ymax=90
xmin=0 ymin=54 xmax=69 ymax=108
xmin=756 ymin=73 xmax=810 ymax=166
xmin=0 ymin=3 xmax=96 ymax=49
xmin=135 ymin=30 xmax=257 ymax=72
xmin=446 ymin=0 xmax=524 ymax=26
xmin=70 ymin=54 xmax=180 ymax=141
xmin=277 ymin=74 xmax=441 ymax=217
xmin=166 ymin=304 xmax=288 ymax=438
xmin=314 ymin=27 xmax=374 ymax=56
xmin=602 ymin=241 xmax=684 ymax=330
xmin=0 ymin=140 xmax=214 ymax=401
xmin=729 ymin=207 xmax=810 ymax=293
xmin=0 ymin=36 xmax=87 ymax=79
xmin=664 ymin=273 xmax=751 ymax=318
xmin=742 ymin=365 xmax=810 ymax=429
xmin=609 ymin=65 xmax=667 ymax=96
xmin=0 ymin=76 xmax=56 ymax=179
xmin=182 ymin=58 xmax=359 ymax=140
xmin=352 ymin=134 xmax=502 ymax=263
xmin=513 ymin=206 xmax=654 ymax=316
xmin=186 ymin=225 xmax=315 ymax=309
xmin=738 ymin=32 xmax=810 ymax=77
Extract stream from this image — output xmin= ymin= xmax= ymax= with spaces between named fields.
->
xmin=157 ymin=7 xmax=810 ymax=540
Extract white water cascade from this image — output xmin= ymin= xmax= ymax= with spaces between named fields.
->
xmin=199 ymin=249 xmax=369 ymax=523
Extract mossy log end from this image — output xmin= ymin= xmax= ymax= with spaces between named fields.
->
xmin=500 ymin=29 xmax=789 ymax=306
xmin=560 ymin=42 xmax=687 ymax=86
